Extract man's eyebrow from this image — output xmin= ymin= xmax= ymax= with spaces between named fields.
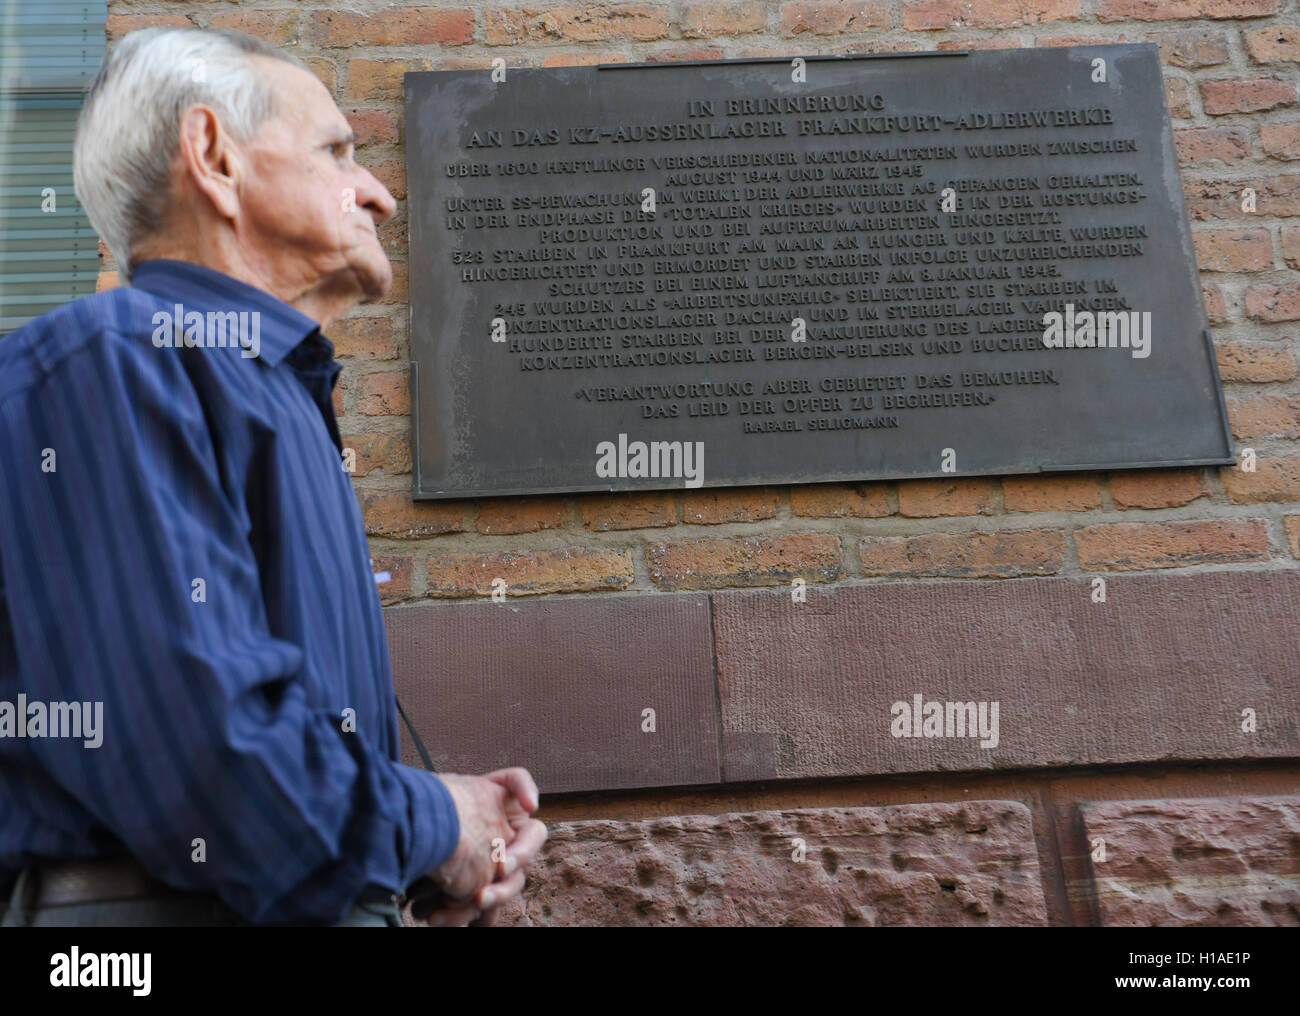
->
xmin=324 ymin=128 xmax=357 ymax=146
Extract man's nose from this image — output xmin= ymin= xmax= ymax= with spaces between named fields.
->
xmin=355 ymin=167 xmax=397 ymax=224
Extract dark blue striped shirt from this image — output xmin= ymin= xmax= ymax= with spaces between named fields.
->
xmin=0 ymin=259 xmax=457 ymax=924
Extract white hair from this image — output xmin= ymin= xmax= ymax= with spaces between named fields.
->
xmin=73 ymin=27 xmax=309 ymax=281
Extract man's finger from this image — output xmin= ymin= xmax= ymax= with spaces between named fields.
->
xmin=478 ymin=867 xmax=526 ymax=910
xmin=484 ymin=767 xmax=540 ymax=813
xmin=504 ymin=818 xmax=548 ymax=870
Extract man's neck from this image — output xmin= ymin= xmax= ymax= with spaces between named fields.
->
xmin=129 ymin=241 xmax=359 ymax=331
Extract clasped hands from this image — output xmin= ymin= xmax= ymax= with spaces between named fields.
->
xmin=408 ymin=767 xmax=547 ymax=927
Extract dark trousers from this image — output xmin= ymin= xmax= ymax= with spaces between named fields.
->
xmin=1 ymin=865 xmax=404 ymax=927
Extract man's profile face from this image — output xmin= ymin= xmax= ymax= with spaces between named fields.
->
xmin=234 ymin=58 xmax=396 ymax=304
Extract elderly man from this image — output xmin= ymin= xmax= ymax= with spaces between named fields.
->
xmin=0 ymin=26 xmax=545 ymax=927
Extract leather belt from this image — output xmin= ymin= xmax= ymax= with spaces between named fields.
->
xmin=34 ymin=856 xmax=179 ymax=907
xmin=26 ymin=856 xmax=400 ymax=910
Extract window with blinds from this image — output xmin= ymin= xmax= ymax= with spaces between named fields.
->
xmin=0 ymin=1 xmax=108 ymax=335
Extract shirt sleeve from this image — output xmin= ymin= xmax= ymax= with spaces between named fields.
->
xmin=0 ymin=324 xmax=459 ymax=924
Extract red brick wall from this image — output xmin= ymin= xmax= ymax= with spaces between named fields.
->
xmin=94 ymin=1 xmax=1300 ymax=925
xmin=98 ymin=0 xmax=1300 ymax=603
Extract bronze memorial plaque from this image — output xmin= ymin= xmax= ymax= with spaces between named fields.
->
xmin=403 ymin=44 xmax=1232 ymax=499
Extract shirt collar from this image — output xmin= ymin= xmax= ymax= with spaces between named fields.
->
xmin=130 ymin=259 xmax=323 ymax=368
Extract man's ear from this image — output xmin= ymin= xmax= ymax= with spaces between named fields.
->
xmin=176 ymin=105 xmax=244 ymax=221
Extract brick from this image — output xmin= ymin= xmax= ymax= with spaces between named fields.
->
xmin=1261 ymin=123 xmax=1300 ymax=161
xmin=539 ymin=52 xmax=627 ymax=66
xmin=1002 ymin=474 xmax=1101 ymax=512
xmin=581 ymin=492 xmax=677 ymax=530
xmin=713 ymin=572 xmax=1300 ymax=781
xmin=372 ymin=554 xmax=413 ymax=605
xmin=329 ymin=316 xmax=397 ymax=360
xmin=346 ymin=59 xmax=424 ymax=101
xmin=1243 ymin=24 xmax=1300 ymax=63
xmin=1173 ymin=126 xmax=1249 ymax=167
xmin=382 ymin=262 xmax=408 ymax=304
xmin=332 ymin=375 xmax=347 ymax=417
xmin=1246 ymin=283 xmax=1300 ymax=323
xmin=1216 ymin=341 xmax=1296 ymax=382
xmin=646 ymin=534 xmax=842 ymax=590
xmin=475 ymin=497 xmax=567 ymax=534
xmin=210 ymin=11 xmax=302 ymax=46
xmin=1283 ymin=226 xmax=1300 ymax=269
xmin=1222 ymin=456 xmax=1300 ymax=503
xmin=386 ymin=595 xmax=718 ymax=791
xmin=106 ymin=13 xmax=191 ymax=39
xmin=790 ymin=483 xmax=890 ymax=518
xmin=340 ymin=432 xmax=409 ymax=476
xmin=902 ymin=0 xmax=1079 ymax=31
xmin=682 ymin=488 xmax=778 ymax=524
xmin=1228 ymin=395 xmax=1300 ymax=440
xmin=1202 ymin=284 xmax=1229 ymax=324
xmin=360 ymin=492 xmax=461 ymax=538
xmin=1109 ymin=469 xmax=1209 ymax=509
xmin=303 ymin=58 xmax=337 ymax=96
xmin=314 ymin=8 xmax=473 ymax=48
xmin=1075 ymin=519 xmax=1270 ymax=571
xmin=436 ymin=56 xmax=500 ymax=70
xmin=344 ymin=108 xmax=400 ymax=148
xmin=357 ymin=371 xmax=410 ymax=416
xmin=1164 ymin=78 xmax=1193 ymax=119
xmin=897 ymin=477 xmax=996 ymax=517
xmin=96 ymin=271 xmax=120 ymax=293
xmin=1193 ymin=227 xmax=1273 ymax=272
xmin=426 ymin=547 xmax=634 ymax=597
xmin=1285 ymin=515 xmax=1300 ymax=558
xmin=780 ymin=1 xmax=889 ymax=35
xmin=859 ymin=529 xmax=1066 ymax=578
xmin=1188 ymin=170 xmax=1300 ymax=223
xmin=380 ymin=217 xmax=407 ymax=260
xmin=936 ymin=36 xmax=1023 ymax=49
xmin=1098 ymin=0 xmax=1282 ymax=21
xmin=1080 ymin=797 xmax=1300 ymax=927
xmin=1156 ymin=29 xmax=1230 ymax=68
xmin=735 ymin=45 xmax=810 ymax=59
xmin=646 ymin=47 xmax=726 ymax=62
xmin=682 ymin=1 xmax=766 ymax=36
xmin=361 ymin=158 xmax=405 ymax=201
xmin=829 ymin=38 xmax=926 ymax=55
xmin=485 ymin=5 xmax=669 ymax=45
xmin=1201 ymin=77 xmax=1296 ymax=116
xmin=1036 ymin=34 xmax=1124 ymax=48
xmin=495 ymin=802 xmax=1048 ymax=926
